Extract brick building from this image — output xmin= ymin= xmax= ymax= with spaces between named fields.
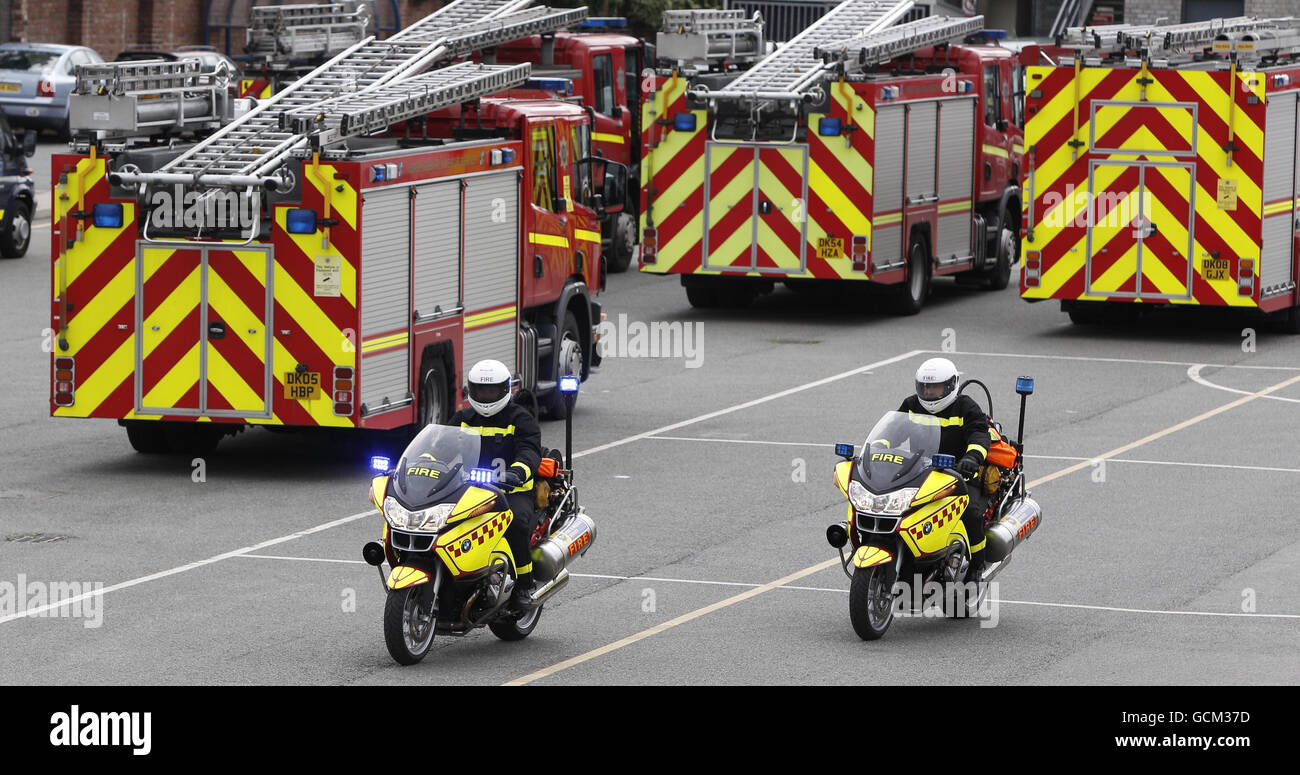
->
xmin=0 ymin=0 xmax=440 ymax=60
xmin=980 ymin=0 xmax=1300 ymax=38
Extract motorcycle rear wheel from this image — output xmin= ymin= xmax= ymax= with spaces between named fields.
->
xmin=384 ymin=588 xmax=436 ymax=665
xmin=849 ymin=566 xmax=894 ymax=641
xmin=489 ymin=605 xmax=542 ymax=641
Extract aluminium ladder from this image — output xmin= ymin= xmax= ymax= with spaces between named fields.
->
xmin=815 ymin=15 xmax=985 ymax=72
xmin=656 ymin=8 xmax=766 ymax=67
xmin=115 ymin=0 xmax=579 ymax=191
xmin=246 ymin=2 xmax=372 ymax=62
xmin=696 ymin=0 xmax=918 ymax=104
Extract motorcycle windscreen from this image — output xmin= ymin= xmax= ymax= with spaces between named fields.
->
xmin=857 ymin=411 xmax=942 ymax=489
xmin=392 ymin=425 xmax=483 ymax=506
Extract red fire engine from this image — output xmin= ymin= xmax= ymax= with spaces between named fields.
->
xmin=640 ymin=2 xmax=1026 ymax=313
xmin=51 ymin=0 xmax=627 ymax=455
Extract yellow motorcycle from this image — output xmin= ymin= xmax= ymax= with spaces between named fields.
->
xmin=827 ymin=377 xmax=1042 ymax=640
xmin=361 ymin=396 xmax=595 ymax=665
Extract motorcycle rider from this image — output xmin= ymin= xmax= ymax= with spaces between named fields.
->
xmin=448 ymin=359 xmax=542 ymax=612
xmin=897 ymin=357 xmax=991 ymax=575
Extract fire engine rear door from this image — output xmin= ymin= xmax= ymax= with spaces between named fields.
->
xmin=203 ymin=248 xmax=273 ymax=417
xmin=754 ymin=145 xmax=808 ymax=273
xmin=1137 ymin=163 xmax=1196 ymax=300
xmin=703 ymin=143 xmax=758 ymax=272
xmin=1084 ymin=161 xmax=1195 ymax=299
xmin=137 ymin=246 xmax=203 ymax=414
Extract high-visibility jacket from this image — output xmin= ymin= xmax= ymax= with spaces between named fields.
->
xmin=449 ymin=402 xmax=542 ymax=491
xmin=896 ymin=395 xmax=991 ymax=463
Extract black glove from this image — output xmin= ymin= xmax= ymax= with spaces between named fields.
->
xmin=956 ymin=454 xmax=981 ymax=479
xmin=500 ymin=469 xmax=525 ymax=490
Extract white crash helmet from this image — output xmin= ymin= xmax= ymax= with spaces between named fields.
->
xmin=466 ymin=359 xmax=512 ymax=417
xmin=914 ymin=357 xmax=961 ymax=413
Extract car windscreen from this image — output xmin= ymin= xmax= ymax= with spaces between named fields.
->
xmin=0 ymin=50 xmax=61 ymax=72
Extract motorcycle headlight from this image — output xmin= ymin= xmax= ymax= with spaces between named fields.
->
xmin=848 ymin=481 xmax=919 ymax=516
xmin=383 ymin=497 xmax=454 ymax=532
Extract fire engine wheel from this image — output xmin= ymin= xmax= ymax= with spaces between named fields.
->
xmin=685 ymin=284 xmax=720 ymax=308
xmin=0 ymin=200 xmax=31 ymax=258
xmin=606 ymin=213 xmax=636 ymax=273
xmin=849 ymin=566 xmax=894 ymax=641
xmin=124 ymin=421 xmax=170 ymax=454
xmin=893 ymin=237 xmax=930 ymax=316
xmin=543 ymin=313 xmax=582 ymax=419
xmin=418 ymin=363 xmax=448 ymax=426
xmin=1278 ymin=305 xmax=1300 ymax=335
xmin=161 ymin=423 xmax=222 ymax=457
xmin=983 ymin=226 xmax=1016 ymax=291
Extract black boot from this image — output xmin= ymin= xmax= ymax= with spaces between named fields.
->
xmin=510 ymin=572 xmax=534 ymax=613
xmin=968 ymin=549 xmax=985 ymax=584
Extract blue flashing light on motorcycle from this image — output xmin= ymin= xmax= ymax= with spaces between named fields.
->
xmin=931 ymin=453 xmax=956 ymax=469
xmin=1016 ymin=377 xmax=1035 ymax=395
xmin=469 ymin=468 xmax=495 ymax=484
xmin=370 ymin=456 xmax=390 ymax=472
xmin=559 ymin=376 xmax=580 ymax=393
xmin=835 ymin=442 xmax=855 ymax=459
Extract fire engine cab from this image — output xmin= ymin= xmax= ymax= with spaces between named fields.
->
xmin=50 ymin=0 xmax=625 ymax=455
xmin=640 ymin=0 xmax=1026 ymax=313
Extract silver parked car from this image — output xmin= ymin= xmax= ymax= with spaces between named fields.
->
xmin=0 ymin=43 xmax=104 ymax=137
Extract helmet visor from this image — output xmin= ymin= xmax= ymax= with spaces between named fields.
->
xmin=916 ymin=376 xmax=956 ymax=403
xmin=468 ymin=380 xmax=509 ymax=405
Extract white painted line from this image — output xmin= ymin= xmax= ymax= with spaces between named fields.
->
xmin=572 ymin=350 xmax=925 ymax=459
xmin=237 ymin=554 xmax=367 ymax=565
xmin=0 ymin=510 xmax=375 ymax=625
xmin=1188 ymin=364 xmax=1300 ymax=404
xmin=937 ymin=350 xmax=1300 ymax=372
xmin=577 ymin=574 xmax=1300 ymax=618
xmin=647 ymin=436 xmax=1300 ymax=473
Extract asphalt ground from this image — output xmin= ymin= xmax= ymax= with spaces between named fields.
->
xmin=2 ymin=138 xmax=1298 ymax=685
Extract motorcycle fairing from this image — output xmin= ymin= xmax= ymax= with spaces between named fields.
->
xmin=833 ymin=460 xmax=852 ymax=496
xmin=435 ymin=502 xmax=515 ymax=578
xmin=899 ymin=495 xmax=970 ymax=557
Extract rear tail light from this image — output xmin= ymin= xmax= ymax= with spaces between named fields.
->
xmin=38 ymin=80 xmax=54 ymax=98
xmin=851 ymin=234 xmax=868 ymax=272
xmin=53 ymin=357 xmax=75 ymax=406
xmin=642 ymin=227 xmax=658 ymax=264
xmin=333 ymin=365 xmax=354 ymax=416
xmin=1237 ymin=258 xmax=1255 ymax=297
xmin=1024 ymin=250 xmax=1042 ymax=288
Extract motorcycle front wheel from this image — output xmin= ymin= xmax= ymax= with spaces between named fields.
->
xmin=849 ymin=566 xmax=895 ymax=641
xmin=384 ymin=587 xmax=436 ymax=665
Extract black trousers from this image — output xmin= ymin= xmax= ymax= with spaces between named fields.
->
xmin=963 ymin=488 xmax=989 ymax=561
xmin=505 ymin=491 xmax=537 ymax=576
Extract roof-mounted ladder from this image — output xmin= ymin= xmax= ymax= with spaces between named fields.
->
xmin=1058 ymin=15 xmax=1272 ymax=56
xmin=110 ymin=0 xmax=584 ymax=191
xmin=69 ymin=59 xmax=232 ymax=139
xmin=693 ymin=0 xmax=918 ymax=104
xmin=245 ymin=2 xmax=372 ymax=63
xmin=815 ymin=14 xmax=985 ymax=73
xmin=656 ymin=9 xmax=766 ymax=69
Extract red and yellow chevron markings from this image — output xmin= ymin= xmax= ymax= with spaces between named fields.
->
xmin=640 ymin=76 xmax=875 ymax=280
xmin=1023 ymin=65 xmax=1266 ymax=307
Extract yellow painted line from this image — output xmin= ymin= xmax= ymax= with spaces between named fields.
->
xmin=465 ymin=306 xmax=517 ymax=330
xmin=874 ymin=212 xmax=902 ymax=225
xmin=982 ymin=144 xmax=1009 ymax=159
xmin=1263 ymin=200 xmax=1293 ymax=216
xmin=592 ymin=132 xmax=625 ymax=144
xmin=937 ymin=201 xmax=972 ymax=215
xmin=503 ymin=370 xmax=1300 ymax=686
xmin=361 ymin=331 xmax=408 ymax=354
xmin=575 ymin=228 xmax=601 ymax=243
xmin=528 ymin=232 xmax=569 ymax=248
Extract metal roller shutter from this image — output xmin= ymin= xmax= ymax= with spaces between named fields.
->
xmin=935 ymin=98 xmax=976 ymax=262
xmin=872 ymin=105 xmax=906 ymax=270
xmin=462 ymin=170 xmax=520 ymax=375
xmin=1262 ymin=93 xmax=1297 ymax=295
xmin=906 ymin=101 xmax=937 ymax=201
xmin=360 ymin=186 xmax=412 ymax=414
xmin=412 ymin=180 xmax=462 ymax=320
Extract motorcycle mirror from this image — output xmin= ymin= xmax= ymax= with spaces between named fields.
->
xmin=834 ymin=442 xmax=854 ymax=459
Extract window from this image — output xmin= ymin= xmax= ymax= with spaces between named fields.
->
xmin=531 ymin=125 xmax=557 ymax=211
xmin=592 ymin=54 xmax=615 ymax=116
xmin=1012 ymin=65 xmax=1025 ymax=128
xmin=983 ymin=65 xmax=1001 ymax=127
xmin=572 ymin=124 xmax=592 ymax=205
